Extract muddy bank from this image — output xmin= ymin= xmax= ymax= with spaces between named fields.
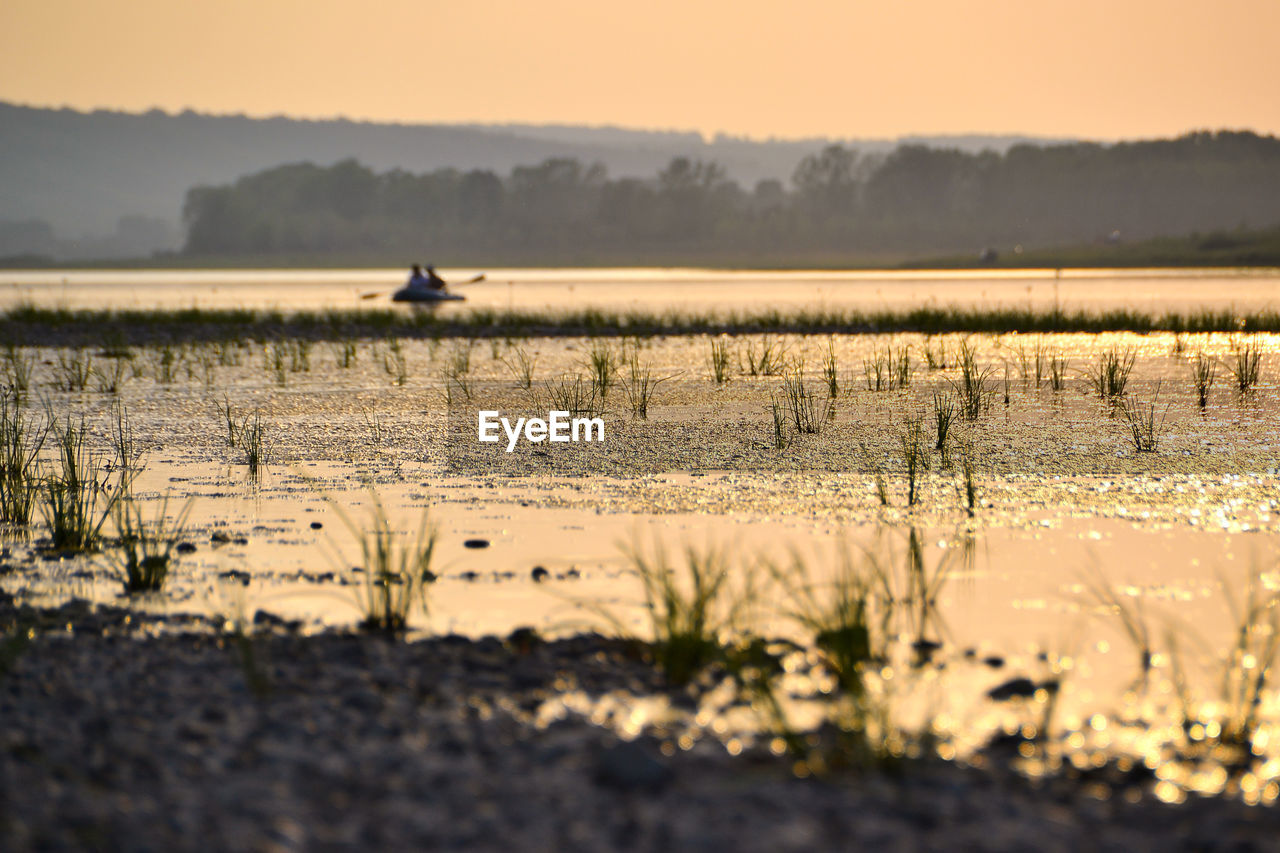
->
xmin=1 ymin=598 xmax=1276 ymax=852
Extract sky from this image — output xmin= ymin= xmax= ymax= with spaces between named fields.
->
xmin=2 ymin=0 xmax=1278 ymax=141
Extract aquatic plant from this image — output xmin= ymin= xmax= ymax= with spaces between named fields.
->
xmin=93 ymin=357 xmax=128 ymax=394
xmin=621 ymin=354 xmax=671 ymax=419
xmin=1118 ymin=383 xmax=1168 ymax=453
xmin=708 ymin=338 xmax=732 ymax=384
xmin=769 ymin=397 xmax=790 ymax=449
xmin=742 ymin=334 xmax=787 ymax=376
xmin=586 ymin=339 xmax=619 ymax=399
xmin=106 ymin=491 xmax=193 ymax=593
xmin=1048 ymin=355 xmax=1069 ymax=392
xmin=898 ymin=413 xmax=930 ymax=507
xmin=1191 ymin=351 xmax=1216 ymax=408
xmin=2 ymin=345 xmax=34 ymax=401
xmin=862 ymin=351 xmax=887 ymax=391
xmin=384 ymin=337 xmax=410 ymax=388
xmin=957 ymin=440 xmax=978 ymax=514
xmin=951 ymin=339 xmax=994 ymax=419
xmin=781 ymin=373 xmax=828 ymax=435
xmin=266 ymin=342 xmax=287 ymax=386
xmin=1228 ymin=337 xmax=1262 ymax=394
xmin=332 ymin=493 xmax=438 ymax=635
xmin=1086 ymin=347 xmax=1136 ymax=400
xmin=924 ymin=336 xmax=947 ymax=371
xmin=822 ymin=338 xmax=840 ymax=397
xmin=52 ymin=349 xmax=93 ymax=392
xmin=241 ymin=411 xmax=268 ymax=478
xmin=0 ymin=392 xmax=50 ymax=525
xmin=890 ymin=345 xmax=911 ymax=389
xmin=501 ymin=344 xmax=538 ymax=390
xmin=620 ymin=539 xmax=746 ymax=687
xmin=330 ymin=338 xmax=358 ymax=369
xmin=543 ymin=374 xmax=604 ymax=418
xmin=38 ymin=416 xmax=124 ymax=551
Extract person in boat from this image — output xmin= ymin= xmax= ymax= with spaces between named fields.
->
xmin=424 ymin=264 xmax=447 ymax=290
xmin=406 ymin=264 xmax=432 ymax=291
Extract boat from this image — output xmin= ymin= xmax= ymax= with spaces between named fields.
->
xmin=390 ymin=287 xmax=465 ymax=303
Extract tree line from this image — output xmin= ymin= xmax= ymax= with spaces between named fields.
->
xmin=182 ymin=131 xmax=1280 ymax=263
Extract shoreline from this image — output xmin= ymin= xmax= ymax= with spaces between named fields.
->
xmin=3 ymin=595 xmax=1277 ymax=850
xmin=5 ymin=303 xmax=1280 ymax=346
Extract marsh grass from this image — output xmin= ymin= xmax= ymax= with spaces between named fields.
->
xmin=951 ymin=339 xmax=994 ymax=419
xmin=1086 ymin=347 xmax=1136 ymax=400
xmin=501 ymin=345 xmax=538 ymax=390
xmin=0 ymin=392 xmax=50 ymax=525
xmin=890 ymin=345 xmax=911 ymax=389
xmin=1048 ymin=355 xmax=1069 ymax=392
xmin=708 ymin=339 xmax=732 ymax=384
xmin=106 ymin=491 xmax=193 ymax=593
xmin=924 ymin=337 xmax=947 ymax=370
xmin=288 ymin=339 xmax=312 ymax=372
xmin=93 ymin=357 xmax=128 ymax=394
xmin=742 ymin=335 xmax=788 ymax=376
xmin=822 ymin=338 xmax=840 ymax=397
xmin=214 ymin=341 xmax=243 ymax=367
xmin=241 ymin=411 xmax=268 ymax=478
xmin=38 ymin=416 xmax=125 ymax=551
xmin=781 ymin=373 xmax=829 ymax=435
xmin=544 ymin=374 xmax=604 ymax=418
xmin=2 ymin=346 xmax=34 ymax=401
xmin=1191 ymin=351 xmax=1216 ymax=408
xmin=53 ymin=349 xmax=93 ymax=392
xmin=330 ymin=338 xmax=358 ymax=369
xmin=1228 ymin=338 xmax=1262 ymax=394
xmin=958 ymin=441 xmax=979 ymax=514
xmin=330 ymin=493 xmax=438 ymax=635
xmin=621 ymin=354 xmax=671 ymax=418
xmin=1214 ymin=568 xmax=1280 ymax=754
xmin=617 ymin=539 xmax=750 ymax=687
xmin=898 ymin=413 xmax=930 ymax=507
xmin=266 ymin=343 xmax=287 ymax=386
xmin=1118 ymin=383 xmax=1169 ymax=453
xmin=769 ymin=398 xmax=790 ymax=449
xmin=586 ymin=339 xmax=620 ymax=399
xmin=384 ymin=337 xmax=410 ymax=387
xmin=863 ymin=352 xmax=887 ymax=391
xmin=931 ymin=391 xmax=956 ymax=456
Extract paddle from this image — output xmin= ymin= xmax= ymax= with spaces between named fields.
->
xmin=360 ymin=273 xmax=486 ymax=300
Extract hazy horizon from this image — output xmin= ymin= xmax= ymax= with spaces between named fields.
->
xmin=3 ymin=0 xmax=1277 ymax=141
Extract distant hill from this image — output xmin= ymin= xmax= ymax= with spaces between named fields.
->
xmin=0 ymin=102 xmax=1068 ymax=259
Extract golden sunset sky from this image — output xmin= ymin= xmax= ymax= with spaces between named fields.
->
xmin=2 ymin=0 xmax=1277 ymax=140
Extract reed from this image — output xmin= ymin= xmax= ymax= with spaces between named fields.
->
xmin=1118 ymin=383 xmax=1168 ymax=453
xmin=586 ymin=339 xmax=619 ymax=399
xmin=898 ymin=413 xmax=930 ymax=507
xmin=1086 ymin=347 xmax=1136 ymax=400
xmin=332 ymin=493 xmax=438 ymax=635
xmin=107 ymin=491 xmax=193 ymax=593
xmin=1048 ymin=355 xmax=1069 ymax=392
xmin=53 ymin=349 xmax=93 ymax=392
xmin=544 ymin=374 xmax=604 ymax=418
xmin=2 ymin=345 xmax=34 ymax=401
xmin=822 ymin=338 xmax=840 ymax=397
xmin=742 ymin=334 xmax=787 ymax=376
xmin=931 ymin=391 xmax=956 ymax=456
xmin=1228 ymin=337 xmax=1262 ymax=394
xmin=384 ymin=337 xmax=410 ymax=387
xmin=621 ymin=354 xmax=670 ymax=419
xmin=501 ymin=345 xmax=538 ymax=390
xmin=1191 ymin=351 xmax=1215 ymax=408
xmin=708 ymin=338 xmax=732 ymax=384
xmin=38 ymin=416 xmax=123 ymax=551
xmin=781 ymin=373 xmax=827 ymax=435
xmin=0 ymin=392 xmax=50 ymax=525
xmin=951 ymin=339 xmax=994 ymax=419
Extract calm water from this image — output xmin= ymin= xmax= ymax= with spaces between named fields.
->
xmin=3 ymin=267 xmax=1279 ymax=314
